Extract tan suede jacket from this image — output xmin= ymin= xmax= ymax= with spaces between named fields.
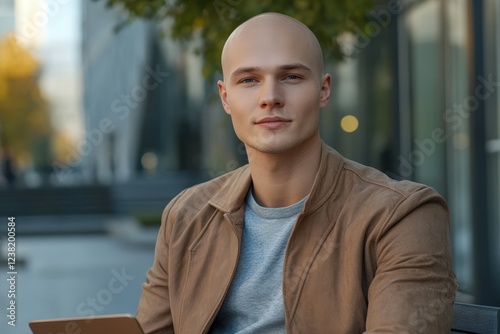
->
xmin=136 ymin=143 xmax=457 ymax=334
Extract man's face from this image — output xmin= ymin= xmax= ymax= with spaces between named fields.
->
xmin=218 ymin=16 xmax=331 ymax=155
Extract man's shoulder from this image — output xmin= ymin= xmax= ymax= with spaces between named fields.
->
xmin=324 ymin=147 xmax=443 ymax=207
xmin=323 ymin=147 xmax=448 ymax=233
xmin=345 ymin=159 xmax=426 ymax=196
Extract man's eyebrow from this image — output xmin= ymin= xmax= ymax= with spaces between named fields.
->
xmin=231 ymin=66 xmax=262 ymax=78
xmin=230 ymin=63 xmax=312 ymax=79
xmin=276 ymin=63 xmax=312 ymax=72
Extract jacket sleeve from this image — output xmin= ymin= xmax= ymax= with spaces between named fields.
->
xmin=136 ymin=191 xmax=186 ymax=334
xmin=364 ymin=187 xmax=458 ymax=333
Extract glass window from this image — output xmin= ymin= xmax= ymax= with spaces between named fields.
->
xmin=485 ymin=0 xmax=500 ymax=294
xmin=324 ymin=23 xmax=395 ymax=174
xmin=401 ymin=0 xmax=475 ymax=298
xmin=445 ymin=0 xmax=473 ymax=296
xmin=405 ymin=0 xmax=447 ymax=195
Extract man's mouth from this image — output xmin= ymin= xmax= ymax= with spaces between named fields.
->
xmin=255 ymin=117 xmax=291 ymax=129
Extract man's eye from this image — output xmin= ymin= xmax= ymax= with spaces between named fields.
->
xmin=240 ymin=78 xmax=256 ymax=83
xmin=284 ymin=74 xmax=300 ymax=80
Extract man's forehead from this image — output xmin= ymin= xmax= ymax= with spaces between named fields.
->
xmin=221 ymin=13 xmax=324 ymax=78
xmin=224 ymin=51 xmax=318 ymax=80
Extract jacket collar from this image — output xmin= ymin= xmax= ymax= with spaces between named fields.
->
xmin=303 ymin=142 xmax=343 ymax=213
xmin=208 ymin=142 xmax=344 ymax=214
xmin=208 ymin=166 xmax=252 ymax=213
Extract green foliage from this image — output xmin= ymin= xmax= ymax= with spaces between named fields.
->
xmin=106 ymin=0 xmax=375 ymax=77
xmin=134 ymin=212 xmax=162 ymax=227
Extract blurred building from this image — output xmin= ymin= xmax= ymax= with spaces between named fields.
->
xmin=80 ymin=1 xmax=152 ymax=184
xmin=0 ymin=0 xmax=499 ymax=306
xmin=79 ymin=1 xmax=209 ymax=184
xmin=329 ymin=0 xmax=499 ymax=306
xmin=0 ymin=0 xmax=15 ymax=36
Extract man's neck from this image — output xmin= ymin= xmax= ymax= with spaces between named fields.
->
xmin=247 ymin=136 xmax=322 ymax=208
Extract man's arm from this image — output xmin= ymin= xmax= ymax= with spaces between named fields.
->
xmin=136 ymin=192 xmax=185 ymax=334
xmin=365 ymin=190 xmax=458 ymax=333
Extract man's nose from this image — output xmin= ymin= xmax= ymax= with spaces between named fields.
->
xmin=259 ymin=79 xmax=284 ymax=109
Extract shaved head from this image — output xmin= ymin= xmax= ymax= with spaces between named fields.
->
xmin=221 ymin=12 xmax=324 ymax=81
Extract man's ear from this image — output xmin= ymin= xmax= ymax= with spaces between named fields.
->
xmin=319 ymin=73 xmax=331 ymax=108
xmin=218 ymin=80 xmax=231 ymax=115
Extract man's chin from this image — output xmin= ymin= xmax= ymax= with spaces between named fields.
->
xmin=246 ymin=142 xmax=298 ymax=156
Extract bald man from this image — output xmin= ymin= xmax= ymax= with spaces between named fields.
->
xmin=136 ymin=13 xmax=457 ymax=334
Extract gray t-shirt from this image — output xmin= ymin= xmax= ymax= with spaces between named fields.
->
xmin=210 ymin=190 xmax=307 ymax=333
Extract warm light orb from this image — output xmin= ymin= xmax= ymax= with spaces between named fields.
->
xmin=340 ymin=115 xmax=359 ymax=133
xmin=141 ymin=152 xmax=158 ymax=171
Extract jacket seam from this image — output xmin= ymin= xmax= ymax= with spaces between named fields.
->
xmin=342 ymin=165 xmax=425 ymax=200
xmin=285 ymin=211 xmax=339 ymax=325
xmin=372 ymin=195 xmax=407 ymax=252
xmin=340 ymin=167 xmax=426 ymax=269
xmin=372 ymin=189 xmax=436 ymax=259
xmin=178 ymin=249 xmax=195 ymax=334
xmin=163 ymin=189 xmax=189 ymax=248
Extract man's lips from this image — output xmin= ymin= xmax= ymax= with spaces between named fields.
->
xmin=255 ymin=117 xmax=291 ymax=129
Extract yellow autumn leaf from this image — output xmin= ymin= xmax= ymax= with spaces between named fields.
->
xmin=0 ymin=33 xmax=39 ymax=78
xmin=0 ymin=33 xmax=51 ymax=168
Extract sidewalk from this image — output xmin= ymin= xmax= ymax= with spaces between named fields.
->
xmin=0 ymin=218 xmax=158 ymax=334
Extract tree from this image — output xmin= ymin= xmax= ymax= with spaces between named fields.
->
xmin=0 ymin=34 xmax=52 ymax=170
xmin=106 ymin=0 xmax=375 ymax=77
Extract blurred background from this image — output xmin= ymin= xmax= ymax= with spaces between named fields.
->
xmin=0 ymin=0 xmax=499 ymax=332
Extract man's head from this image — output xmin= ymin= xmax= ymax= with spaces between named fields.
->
xmin=221 ymin=13 xmax=325 ymax=83
xmin=218 ymin=12 xmax=331 ymax=155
